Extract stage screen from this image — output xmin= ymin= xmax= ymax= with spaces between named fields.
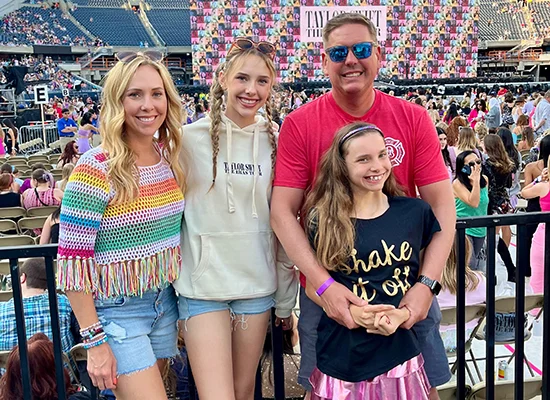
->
xmin=190 ymin=0 xmax=478 ymax=85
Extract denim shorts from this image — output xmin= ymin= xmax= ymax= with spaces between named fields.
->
xmin=297 ymin=287 xmax=451 ymax=391
xmin=178 ymin=295 xmax=274 ymax=322
xmin=94 ymin=285 xmax=179 ymax=376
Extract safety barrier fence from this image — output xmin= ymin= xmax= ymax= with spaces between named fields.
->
xmin=2 ymin=211 xmax=550 ymax=399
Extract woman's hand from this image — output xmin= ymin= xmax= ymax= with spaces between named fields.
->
xmin=87 ymin=342 xmax=118 ymax=391
xmin=275 ymin=316 xmax=293 ymax=331
xmin=468 ymin=163 xmax=481 ymax=185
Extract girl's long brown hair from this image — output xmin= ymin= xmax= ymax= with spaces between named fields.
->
xmin=483 ymin=134 xmax=514 ymax=174
xmin=441 ymin=236 xmax=481 ymax=295
xmin=303 ymin=122 xmax=404 ymax=272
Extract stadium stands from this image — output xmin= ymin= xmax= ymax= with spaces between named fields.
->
xmin=146 ymin=0 xmax=190 ymax=8
xmin=146 ymin=9 xmax=192 ymax=46
xmin=478 ymin=0 xmax=531 ymax=40
xmin=530 ymin=1 xmax=550 ymax=39
xmin=71 ymin=7 xmax=152 ymax=46
xmin=71 ymin=0 xmax=126 ymax=6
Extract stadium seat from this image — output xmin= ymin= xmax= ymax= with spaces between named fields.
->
xmin=18 ymin=217 xmax=47 ymax=236
xmin=468 ymin=376 xmax=542 ymax=399
xmin=0 ymin=207 xmax=26 ymax=219
xmin=0 ymin=235 xmax=35 ymax=247
xmin=0 ymin=219 xmax=20 ymax=235
xmin=26 ymin=206 xmax=58 ymax=218
xmin=0 ymin=290 xmax=12 ymax=302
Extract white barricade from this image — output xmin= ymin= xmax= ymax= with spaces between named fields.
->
xmin=19 ymin=124 xmax=58 ymax=147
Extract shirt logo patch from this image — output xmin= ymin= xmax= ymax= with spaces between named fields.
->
xmin=385 ymin=137 xmax=405 ymax=167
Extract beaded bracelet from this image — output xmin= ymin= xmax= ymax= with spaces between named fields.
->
xmin=83 ymin=335 xmax=108 ymax=350
xmin=79 ymin=321 xmax=102 ymax=336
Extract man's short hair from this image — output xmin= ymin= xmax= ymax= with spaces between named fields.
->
xmin=0 ymin=163 xmax=12 ymax=174
xmin=322 ymin=13 xmax=378 ymax=47
xmin=61 ymin=108 xmax=70 ymax=114
xmin=545 ymin=90 xmax=550 ymax=99
xmin=20 ymin=258 xmax=47 ymax=290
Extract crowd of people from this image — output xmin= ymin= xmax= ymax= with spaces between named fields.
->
xmin=0 ymin=12 xmax=549 ymax=400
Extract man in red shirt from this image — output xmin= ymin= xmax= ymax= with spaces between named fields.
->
xmin=271 ymin=13 xmax=455 ymax=399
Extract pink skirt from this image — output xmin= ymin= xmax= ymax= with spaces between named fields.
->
xmin=309 ymin=354 xmax=430 ymax=400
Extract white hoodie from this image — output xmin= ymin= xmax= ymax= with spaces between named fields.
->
xmin=173 ymin=115 xmax=298 ymax=318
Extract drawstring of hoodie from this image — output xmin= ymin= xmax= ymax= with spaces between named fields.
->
xmin=221 ymin=115 xmax=261 ymax=218
xmin=225 ymin=119 xmax=235 ymax=214
xmin=251 ymin=124 xmax=259 ymax=219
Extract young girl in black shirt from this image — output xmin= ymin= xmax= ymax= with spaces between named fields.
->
xmin=304 ymin=122 xmax=441 ymax=399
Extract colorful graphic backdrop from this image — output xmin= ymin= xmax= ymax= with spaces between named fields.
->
xmin=190 ymin=0 xmax=478 ymax=85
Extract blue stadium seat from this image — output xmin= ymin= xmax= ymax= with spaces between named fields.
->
xmin=72 ymin=7 xmax=152 ymax=46
xmin=147 ymin=9 xmax=191 ymax=46
xmin=146 ymin=0 xmax=190 ymax=8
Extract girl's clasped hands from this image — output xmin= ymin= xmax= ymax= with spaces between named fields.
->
xmin=350 ymin=303 xmax=411 ymax=336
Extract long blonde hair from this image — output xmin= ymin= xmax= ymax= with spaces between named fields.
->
xmin=304 ymin=122 xmax=404 ymax=271
xmin=457 ymin=126 xmax=478 ymax=153
xmin=100 ymin=55 xmax=185 ymax=203
xmin=59 ymin=163 xmax=75 ymax=191
xmin=208 ymin=48 xmax=277 ymax=189
xmin=441 ymin=236 xmax=481 ymax=295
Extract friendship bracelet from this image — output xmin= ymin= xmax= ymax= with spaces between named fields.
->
xmin=83 ymin=335 xmax=108 ymax=350
xmin=82 ymin=332 xmax=107 ymax=345
xmin=316 ymin=277 xmax=335 ymax=297
xmin=79 ymin=321 xmax=102 ymax=336
xmin=81 ymin=327 xmax=105 ymax=341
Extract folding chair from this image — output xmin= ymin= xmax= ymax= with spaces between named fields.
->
xmin=0 ymin=350 xmax=10 ymax=368
xmin=17 ymin=216 xmax=47 ymax=236
xmin=440 ymin=304 xmax=487 ymax=383
xmin=437 ymin=381 xmax=472 ymax=400
xmin=0 ymin=207 xmax=26 ymax=219
xmin=474 ymin=295 xmax=544 ymax=377
xmin=468 ymin=376 xmax=542 ymax=399
xmin=0 ymin=219 xmax=19 ymax=235
xmin=0 ymin=290 xmax=13 ymax=301
xmin=0 ymin=235 xmax=35 ymax=247
xmin=26 ymin=206 xmax=58 ymax=217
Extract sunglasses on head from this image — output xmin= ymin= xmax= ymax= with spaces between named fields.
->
xmin=227 ymin=38 xmax=276 ymax=59
xmin=115 ymin=50 xmax=164 ymax=63
xmin=326 ymin=41 xmax=378 ymax=63
xmin=467 ymin=159 xmax=481 ymax=167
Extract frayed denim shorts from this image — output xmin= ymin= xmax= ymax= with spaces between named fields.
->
xmin=94 ymin=285 xmax=179 ymax=376
xmin=178 ymin=295 xmax=274 ymax=327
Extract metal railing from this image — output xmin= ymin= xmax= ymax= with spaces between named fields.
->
xmin=19 ymin=124 xmax=58 ymax=148
xmin=455 ymin=212 xmax=550 ymax=400
xmin=1 ymin=211 xmax=549 ymax=399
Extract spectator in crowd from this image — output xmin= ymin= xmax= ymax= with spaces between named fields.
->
xmin=19 ymin=162 xmax=45 ymax=194
xmin=486 ymin=97 xmax=501 ymax=129
xmin=11 ymin=167 xmax=23 ymax=186
xmin=518 ymin=126 xmax=535 ymax=151
xmin=514 ymin=114 xmax=530 ymax=142
xmin=0 ymin=163 xmax=21 ymax=192
xmin=271 ymin=13 xmax=454 ymax=400
xmin=468 ymin=99 xmax=486 ymax=129
xmin=533 ymin=90 xmax=550 ymax=135
xmin=497 ymin=128 xmax=521 ymax=210
xmin=0 ymin=173 xmax=21 ymax=208
xmin=453 ymin=150 xmax=489 ymax=271
xmin=57 ymin=108 xmax=78 ymax=148
xmin=443 ymin=102 xmax=460 ymax=125
xmin=56 ymin=163 xmax=74 ymax=192
xmin=522 ymin=148 xmax=550 ymax=296
xmin=40 ymin=206 xmax=60 ymax=244
xmin=76 ymin=112 xmax=97 ymax=154
xmin=1 ymin=118 xmax=18 ymax=156
xmin=512 ymin=97 xmax=525 ymax=123
xmin=0 ymin=333 xmax=89 ymax=400
xmin=0 ymin=258 xmax=75 ymax=354
xmin=447 ymin=116 xmax=468 ymax=147
xmin=475 ymin=122 xmax=489 ymax=146
xmin=22 ymin=169 xmax=63 ymax=210
xmin=439 ymin=127 xmax=455 ymax=180
xmin=57 ymin=141 xmax=79 ymax=168
xmin=501 ymin=92 xmax=515 ymax=127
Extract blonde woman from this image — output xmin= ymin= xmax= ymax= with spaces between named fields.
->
xmin=56 ymin=51 xmax=186 ymax=400
xmin=173 ymin=38 xmax=298 ymax=399
xmin=449 ymin=126 xmax=481 ymax=172
xmin=55 ymin=163 xmax=75 ymax=192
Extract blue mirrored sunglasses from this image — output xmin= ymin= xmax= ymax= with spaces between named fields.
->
xmin=326 ymin=41 xmax=377 ymax=63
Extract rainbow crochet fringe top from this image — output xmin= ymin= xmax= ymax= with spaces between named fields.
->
xmin=57 ymin=147 xmax=185 ymax=299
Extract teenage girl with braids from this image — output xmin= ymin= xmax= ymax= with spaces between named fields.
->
xmin=173 ymin=38 xmax=298 ymax=400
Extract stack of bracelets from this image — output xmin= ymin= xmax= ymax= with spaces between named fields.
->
xmin=80 ymin=322 xmax=108 ymax=350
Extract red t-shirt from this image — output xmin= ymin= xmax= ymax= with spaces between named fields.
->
xmin=274 ymin=90 xmax=449 ymax=286
xmin=274 ymin=90 xmax=449 ymax=197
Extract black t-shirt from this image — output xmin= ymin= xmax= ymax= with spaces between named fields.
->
xmin=0 ymin=192 xmax=21 ymax=208
xmin=311 ymin=196 xmax=441 ymax=382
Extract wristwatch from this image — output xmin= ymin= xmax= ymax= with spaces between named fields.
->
xmin=418 ymin=275 xmax=442 ymax=295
